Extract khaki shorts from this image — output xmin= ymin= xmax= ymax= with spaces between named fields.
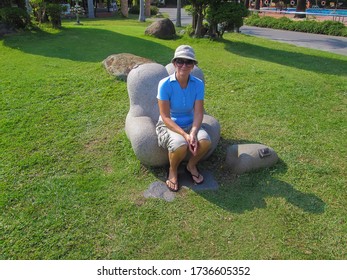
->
xmin=156 ymin=120 xmax=211 ymax=152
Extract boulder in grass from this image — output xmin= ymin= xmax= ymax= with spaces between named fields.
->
xmin=225 ymin=144 xmax=279 ymax=174
xmin=102 ymin=53 xmax=153 ymax=81
xmin=145 ymin=18 xmax=176 ymax=40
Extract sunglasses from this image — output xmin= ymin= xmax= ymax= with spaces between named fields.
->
xmin=175 ymin=59 xmax=195 ymax=66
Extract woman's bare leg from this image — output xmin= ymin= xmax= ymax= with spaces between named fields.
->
xmin=167 ymin=145 xmax=188 ymax=191
xmin=186 ymin=140 xmax=211 ymax=183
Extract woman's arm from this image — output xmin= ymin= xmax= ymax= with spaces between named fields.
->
xmin=191 ymin=100 xmax=204 ymax=134
xmin=189 ymin=100 xmax=204 ymax=155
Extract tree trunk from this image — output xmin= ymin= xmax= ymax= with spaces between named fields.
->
xmin=176 ymin=0 xmax=181 ymax=27
xmin=192 ymin=14 xmax=197 ymax=30
xmin=194 ymin=7 xmax=203 ymax=37
xmin=121 ymin=0 xmax=128 ymax=17
xmin=244 ymin=0 xmax=250 ymax=8
xmin=295 ymin=0 xmax=306 ymax=18
xmin=255 ymin=0 xmax=260 ymax=10
xmin=139 ymin=0 xmax=145 ymax=21
xmin=145 ymin=0 xmax=150 ymax=17
xmin=87 ymin=0 xmax=94 ymax=18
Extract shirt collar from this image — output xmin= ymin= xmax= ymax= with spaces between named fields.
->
xmin=169 ymin=72 xmax=194 ymax=83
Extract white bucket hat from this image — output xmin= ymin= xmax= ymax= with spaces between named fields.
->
xmin=171 ymin=45 xmax=198 ymax=64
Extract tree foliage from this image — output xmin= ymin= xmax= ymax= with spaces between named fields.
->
xmin=29 ymin=0 xmax=66 ymax=25
xmin=206 ymin=0 xmax=249 ymax=37
xmin=188 ymin=0 xmax=210 ymax=37
xmin=46 ymin=3 xmax=64 ymax=28
xmin=188 ymin=0 xmax=249 ymax=38
xmin=0 ymin=6 xmax=30 ymax=29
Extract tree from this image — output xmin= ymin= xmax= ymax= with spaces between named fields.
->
xmin=87 ymin=0 xmax=94 ymax=18
xmin=255 ymin=0 xmax=260 ymax=10
xmin=206 ymin=0 xmax=249 ymax=37
xmin=189 ymin=0 xmax=209 ymax=37
xmin=176 ymin=0 xmax=182 ymax=27
xmin=188 ymin=0 xmax=249 ymax=38
xmin=295 ymin=0 xmax=306 ymax=18
xmin=121 ymin=0 xmax=128 ymax=17
xmin=1 ymin=0 xmax=13 ymax=9
xmin=46 ymin=2 xmax=64 ymax=28
xmin=30 ymin=0 xmax=47 ymax=23
xmin=139 ymin=0 xmax=145 ymax=21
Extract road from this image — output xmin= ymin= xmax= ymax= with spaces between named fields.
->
xmin=159 ymin=8 xmax=347 ymax=56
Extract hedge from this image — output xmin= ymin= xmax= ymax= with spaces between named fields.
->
xmin=244 ymin=14 xmax=347 ymax=37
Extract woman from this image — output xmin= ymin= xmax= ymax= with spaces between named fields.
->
xmin=156 ymin=45 xmax=212 ymax=192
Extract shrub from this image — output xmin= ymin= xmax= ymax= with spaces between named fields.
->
xmin=183 ymin=24 xmax=195 ymax=37
xmin=298 ymin=20 xmax=317 ymax=33
xmin=244 ymin=14 xmax=347 ymax=37
xmin=129 ymin=5 xmax=139 ymax=14
xmin=0 ymin=7 xmax=30 ymax=29
xmin=320 ymin=20 xmax=345 ymax=36
xmin=244 ymin=13 xmax=262 ymax=26
xmin=46 ymin=3 xmax=64 ymax=28
xmin=150 ymin=6 xmax=159 ymax=16
xmin=129 ymin=5 xmax=159 ymax=16
xmin=276 ymin=17 xmax=294 ymax=30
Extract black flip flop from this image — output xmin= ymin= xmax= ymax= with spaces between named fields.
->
xmin=166 ymin=179 xmax=179 ymax=192
xmin=185 ymin=167 xmax=204 ymax=185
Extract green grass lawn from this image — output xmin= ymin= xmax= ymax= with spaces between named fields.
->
xmin=1 ymin=17 xmax=346 ymax=260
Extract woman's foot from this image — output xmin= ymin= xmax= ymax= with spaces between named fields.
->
xmin=166 ymin=179 xmax=179 ymax=192
xmin=186 ymin=165 xmax=204 ymax=184
xmin=166 ymin=168 xmax=179 ymax=192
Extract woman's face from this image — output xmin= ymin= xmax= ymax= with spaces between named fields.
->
xmin=174 ymin=59 xmax=195 ymax=75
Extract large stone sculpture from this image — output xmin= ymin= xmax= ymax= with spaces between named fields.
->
xmin=125 ymin=62 xmax=220 ymax=167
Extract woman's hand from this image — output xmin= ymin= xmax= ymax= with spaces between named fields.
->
xmin=188 ymin=131 xmax=198 ymax=156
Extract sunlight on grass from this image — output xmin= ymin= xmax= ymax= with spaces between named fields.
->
xmin=1 ymin=17 xmax=346 ymax=260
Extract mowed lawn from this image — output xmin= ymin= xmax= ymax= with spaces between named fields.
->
xmin=0 ymin=17 xmax=346 ymax=260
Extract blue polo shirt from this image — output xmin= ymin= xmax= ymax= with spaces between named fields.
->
xmin=157 ymin=73 xmax=204 ymax=127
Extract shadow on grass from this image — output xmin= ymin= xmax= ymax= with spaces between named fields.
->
xmin=3 ymin=26 xmax=173 ymax=63
xmin=148 ymin=137 xmax=326 ymax=214
xmin=223 ymin=38 xmax=347 ymax=76
xmin=196 ymin=137 xmax=326 ymax=214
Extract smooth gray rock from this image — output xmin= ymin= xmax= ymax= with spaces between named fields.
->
xmin=144 ymin=181 xmax=176 ymax=202
xmin=225 ymin=143 xmax=279 ymax=174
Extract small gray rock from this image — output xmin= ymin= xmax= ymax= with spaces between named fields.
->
xmin=225 ymin=144 xmax=279 ymax=174
xmin=144 ymin=181 xmax=175 ymax=202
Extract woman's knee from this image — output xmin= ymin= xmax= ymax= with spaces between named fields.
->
xmin=199 ymin=139 xmax=212 ymax=151
xmin=170 ymin=143 xmax=188 ymax=153
xmin=168 ymin=137 xmax=188 ymax=152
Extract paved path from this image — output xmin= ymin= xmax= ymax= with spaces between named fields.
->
xmin=159 ymin=8 xmax=347 ymax=56
xmin=240 ymin=26 xmax=347 ymax=56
